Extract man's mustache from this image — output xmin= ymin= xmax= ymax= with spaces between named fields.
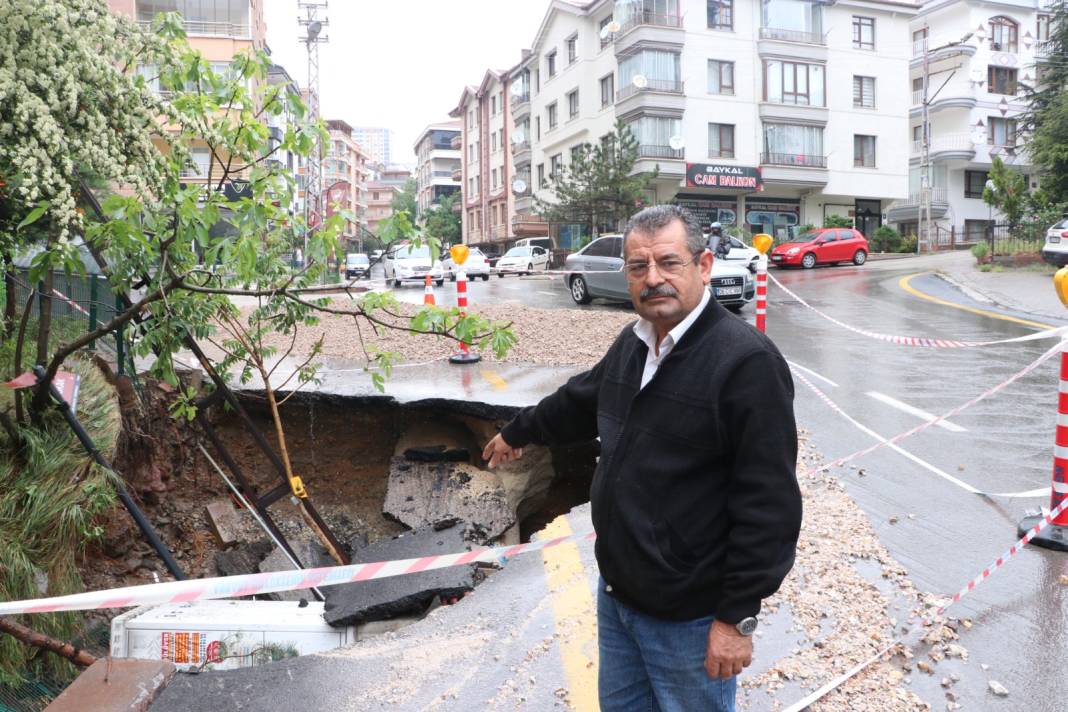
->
xmin=640 ymin=284 xmax=678 ymax=301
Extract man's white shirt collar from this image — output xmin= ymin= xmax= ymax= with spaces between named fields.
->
xmin=633 ymin=287 xmax=711 ymax=359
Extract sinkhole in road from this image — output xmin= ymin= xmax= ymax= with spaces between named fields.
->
xmin=217 ymin=391 xmax=598 ymax=553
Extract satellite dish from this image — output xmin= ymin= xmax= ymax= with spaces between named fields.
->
xmin=607 ymin=21 xmax=621 ymax=33
xmin=632 ymin=74 xmax=648 ymax=89
xmin=970 ymin=129 xmax=986 ymax=144
xmin=599 ymin=25 xmax=612 ymax=40
xmin=511 ymin=130 xmax=526 ymax=144
xmin=668 ymin=135 xmax=685 ymax=151
xmin=512 ymin=178 xmax=528 ymax=194
xmin=510 ymin=83 xmax=524 ymax=96
xmin=969 ymin=68 xmax=985 ymax=83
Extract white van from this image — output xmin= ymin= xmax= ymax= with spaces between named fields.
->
xmin=512 ymin=237 xmax=554 ymax=251
xmin=382 ymin=242 xmax=444 ymax=287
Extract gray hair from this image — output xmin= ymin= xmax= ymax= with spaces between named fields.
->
xmin=623 ymin=205 xmax=707 ymax=256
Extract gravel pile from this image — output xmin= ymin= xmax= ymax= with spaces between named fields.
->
xmin=247 ymin=301 xmax=637 ymax=367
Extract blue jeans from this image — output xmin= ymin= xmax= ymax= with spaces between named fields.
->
xmin=598 ymin=580 xmax=736 ymax=712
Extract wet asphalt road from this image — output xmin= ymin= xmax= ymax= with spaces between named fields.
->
xmin=388 ymin=256 xmax=1068 ymax=708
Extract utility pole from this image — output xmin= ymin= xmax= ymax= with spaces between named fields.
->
xmin=299 ymin=1 xmax=329 ymax=269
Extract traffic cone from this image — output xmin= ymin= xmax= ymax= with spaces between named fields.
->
xmin=423 ymin=274 xmax=436 ymax=306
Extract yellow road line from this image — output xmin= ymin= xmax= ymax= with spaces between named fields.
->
xmin=480 ymin=369 xmax=508 ymax=391
xmin=898 ymin=273 xmax=1056 ymax=330
xmin=541 ymin=515 xmax=598 ymax=711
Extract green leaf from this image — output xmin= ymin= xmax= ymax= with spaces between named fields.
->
xmin=17 ymin=201 xmax=51 ymax=231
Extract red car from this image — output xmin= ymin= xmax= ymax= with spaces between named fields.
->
xmin=770 ymin=228 xmax=869 ymax=269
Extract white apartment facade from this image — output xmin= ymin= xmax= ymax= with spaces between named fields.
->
xmin=889 ymin=0 xmax=1050 ymax=246
xmin=267 ymin=64 xmax=306 ymax=221
xmin=324 ymin=119 xmax=372 ymax=248
xmin=413 ymin=122 xmax=462 ymax=214
xmin=501 ymin=0 xmax=917 ymax=248
xmin=351 ymin=126 xmax=393 ymax=168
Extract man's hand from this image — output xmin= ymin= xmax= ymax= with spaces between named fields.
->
xmin=704 ymin=620 xmax=753 ymax=679
xmin=482 ymin=432 xmax=523 ymax=468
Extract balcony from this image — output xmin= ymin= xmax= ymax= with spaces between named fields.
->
xmin=637 ymin=145 xmax=684 ymax=160
xmin=759 ymin=27 xmax=825 ymax=45
xmin=512 ymin=213 xmax=549 ymax=237
xmin=616 ymin=78 xmax=684 ymax=101
xmin=1036 ymin=40 xmax=1055 ymax=59
xmin=450 ymin=134 xmax=462 ymax=150
xmin=908 ymin=85 xmax=977 ymax=117
xmin=909 ymin=133 xmax=976 ymax=163
xmin=909 ymin=40 xmax=976 ymax=69
xmin=613 ymin=11 xmax=684 ymax=55
xmin=513 ymin=140 xmax=532 ymax=167
xmin=451 ymin=167 xmax=462 ymax=181
xmin=137 ymin=19 xmax=250 ymax=39
xmin=511 ymin=92 xmax=531 ymax=122
xmin=886 ymin=187 xmax=950 ymax=222
xmin=615 ymin=79 xmax=686 ymax=117
xmin=761 ymin=152 xmax=826 ymax=168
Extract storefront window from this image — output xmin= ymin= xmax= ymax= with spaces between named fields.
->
xmin=745 ymin=199 xmax=800 ymax=241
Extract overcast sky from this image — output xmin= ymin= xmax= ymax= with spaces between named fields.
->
xmin=263 ymin=0 xmax=552 ymax=167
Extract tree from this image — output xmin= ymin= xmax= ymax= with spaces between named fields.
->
xmin=822 ymin=215 xmax=853 ymax=228
xmin=534 ymin=121 xmax=655 ymax=238
xmin=391 ymin=177 xmax=418 ymax=219
xmin=423 ymin=193 xmax=462 ymax=245
xmin=983 ymin=156 xmax=1028 ymax=232
xmin=1021 ymin=0 xmax=1068 ymax=202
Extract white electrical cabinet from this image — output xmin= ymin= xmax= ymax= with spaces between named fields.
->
xmin=110 ymin=600 xmax=355 ymax=671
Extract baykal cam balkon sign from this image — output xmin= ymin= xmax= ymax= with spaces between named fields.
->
xmin=685 ymin=163 xmax=763 ymax=191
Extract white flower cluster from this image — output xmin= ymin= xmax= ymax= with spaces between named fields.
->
xmin=0 ymin=0 xmax=172 ymax=239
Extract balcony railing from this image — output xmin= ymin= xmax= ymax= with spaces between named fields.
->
xmin=137 ymin=19 xmax=250 ymax=38
xmin=910 ymin=133 xmax=975 ymax=156
xmin=760 ymin=152 xmax=827 ymax=168
xmin=617 ymin=11 xmax=683 ymax=34
xmin=638 ymin=145 xmax=684 ymax=160
xmin=893 ymin=187 xmax=949 ymax=208
xmin=511 ymin=92 xmax=531 ymax=105
xmin=512 ymin=140 xmax=530 ymax=154
xmin=759 ymin=27 xmax=826 ymax=45
xmin=615 ymin=78 xmax=684 ymax=102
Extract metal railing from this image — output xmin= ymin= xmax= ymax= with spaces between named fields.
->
xmin=1035 ymin=40 xmax=1055 ymax=58
xmin=512 ymin=140 xmax=530 ymax=154
xmin=615 ymin=78 xmax=684 ymax=102
xmin=893 ymin=187 xmax=949 ymax=208
xmin=759 ymin=27 xmax=826 ymax=45
xmin=760 ymin=152 xmax=827 ymax=168
xmin=910 ymin=134 xmax=975 ymax=156
xmin=638 ymin=145 xmax=684 ymax=159
xmin=617 ymin=11 xmax=683 ymax=35
xmin=137 ymin=19 xmax=250 ymax=38
xmin=510 ymin=92 xmax=531 ymax=105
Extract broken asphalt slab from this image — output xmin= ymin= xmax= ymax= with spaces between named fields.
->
xmin=323 ymin=524 xmax=478 ymax=627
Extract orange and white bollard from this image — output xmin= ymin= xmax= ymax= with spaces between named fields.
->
xmin=423 ymin=274 xmax=436 ymax=306
xmin=449 ymin=269 xmax=480 ymax=365
xmin=751 ymin=234 xmax=773 ymax=334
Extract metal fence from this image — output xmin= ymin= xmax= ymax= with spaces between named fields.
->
xmin=988 ymin=222 xmax=1046 ymax=257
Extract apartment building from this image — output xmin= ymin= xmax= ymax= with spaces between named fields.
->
xmin=267 ymin=63 xmax=306 ymax=221
xmin=324 ymin=119 xmax=372 ymax=248
xmin=450 ymin=71 xmax=520 ymax=247
xmin=413 ymin=122 xmax=462 ymax=214
xmin=365 ymin=182 xmax=401 ymax=236
xmin=499 ymin=0 xmax=916 ymax=247
xmin=351 ymin=127 xmax=393 ymax=168
xmin=889 ymin=0 xmax=1048 ymax=246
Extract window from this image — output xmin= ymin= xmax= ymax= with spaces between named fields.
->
xmin=988 ymin=66 xmax=1017 ymax=95
xmin=852 ymin=76 xmax=875 ymax=107
xmin=550 ymin=153 xmax=563 ymax=177
xmin=547 ymin=50 xmax=557 ymax=77
xmin=567 ymin=89 xmax=580 ymax=119
xmin=763 ymin=123 xmax=824 ymax=164
xmin=468 ymin=110 xmax=474 ymax=129
xmin=989 ymin=117 xmax=1017 ymax=146
xmin=537 ymin=163 xmax=546 ymax=187
xmin=567 ymin=35 xmax=578 ymax=64
xmin=762 ymin=0 xmax=822 ymax=37
xmin=491 ymin=95 xmax=497 ymax=115
xmin=853 ymin=135 xmax=876 ymax=167
xmin=913 ymin=27 xmax=928 ymax=48
xmin=599 ymin=15 xmax=614 ymax=49
xmin=708 ymin=60 xmax=734 ymax=94
xmin=491 ymin=133 xmax=497 ymax=152
xmin=707 ymin=0 xmax=733 ymax=29
xmin=765 ymin=60 xmax=825 ymax=106
xmin=570 ymin=145 xmax=584 ymax=163
xmin=965 ymin=170 xmax=990 ymax=198
xmin=491 ymin=168 xmax=498 ymax=189
xmin=181 ymin=147 xmax=211 ymax=177
xmin=852 ymin=16 xmax=875 ymax=50
xmin=373 ymin=191 xmax=380 ymax=201
xmin=628 ymin=116 xmax=682 ymax=154
xmin=1038 ymin=14 xmax=1051 ymax=42
xmin=535 ymin=116 xmax=541 ymax=140
xmin=600 ymin=74 xmax=615 ymax=107
xmin=912 ymin=125 xmax=923 ymax=142
xmin=708 ymin=123 xmax=735 ymax=158
xmin=547 ymin=102 xmax=558 ymax=130
xmin=989 ymin=16 xmax=1018 ymax=52
xmin=965 ymin=220 xmax=993 ymax=242
xmin=619 ymin=50 xmax=681 ymax=89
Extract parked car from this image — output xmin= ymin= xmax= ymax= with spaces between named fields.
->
xmin=370 ymin=249 xmax=385 ymax=261
xmin=496 ymin=245 xmax=550 ymax=276
xmin=715 ymin=235 xmax=760 ymax=272
xmin=344 ymin=253 xmax=371 ymax=279
xmin=442 ymin=247 xmax=492 ymax=280
xmin=770 ymin=228 xmax=869 ymax=269
xmin=1041 ymin=217 xmax=1068 ymax=267
xmin=513 ymin=237 xmax=554 ymax=251
xmin=562 ymin=234 xmax=755 ymax=310
xmin=382 ymin=243 xmax=444 ymax=287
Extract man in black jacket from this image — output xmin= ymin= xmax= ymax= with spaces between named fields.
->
xmin=483 ymin=205 xmax=801 ymax=711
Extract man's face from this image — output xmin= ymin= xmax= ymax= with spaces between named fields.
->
xmin=624 ymin=218 xmax=714 ymax=330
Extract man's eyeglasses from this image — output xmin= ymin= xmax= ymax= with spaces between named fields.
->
xmin=622 ymin=255 xmax=700 ymax=282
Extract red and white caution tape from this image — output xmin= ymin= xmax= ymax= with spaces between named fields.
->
xmin=769 ymin=272 xmax=1067 ymax=348
xmin=792 ymin=337 xmax=1064 ymax=497
xmin=51 ymin=287 xmax=90 ymax=316
xmin=783 ymin=497 xmax=1068 ymax=712
xmin=0 ymin=531 xmax=596 ymax=616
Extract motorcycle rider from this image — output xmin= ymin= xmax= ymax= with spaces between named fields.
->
xmin=707 ymin=221 xmax=731 ymax=259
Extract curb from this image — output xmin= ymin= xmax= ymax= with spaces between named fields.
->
xmin=934 ymin=270 xmax=1067 ymax=324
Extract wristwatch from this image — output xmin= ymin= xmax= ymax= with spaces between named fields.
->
xmin=735 ymin=616 xmax=758 ymax=636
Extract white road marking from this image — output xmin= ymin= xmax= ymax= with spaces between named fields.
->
xmin=866 ymin=391 xmax=967 ymax=432
xmin=503 ymin=285 xmax=522 ymax=291
xmin=786 ymin=361 xmax=839 ymax=388
xmin=537 ymin=290 xmax=558 ymax=296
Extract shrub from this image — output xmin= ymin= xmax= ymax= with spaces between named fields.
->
xmin=871 ymin=226 xmax=903 ymax=253
xmin=971 ymin=242 xmax=991 ymax=262
xmin=898 ymin=236 xmax=918 ymax=254
xmin=823 ymin=215 xmax=853 ymax=228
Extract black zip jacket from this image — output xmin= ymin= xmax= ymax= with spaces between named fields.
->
xmin=501 ymin=298 xmax=801 ymax=623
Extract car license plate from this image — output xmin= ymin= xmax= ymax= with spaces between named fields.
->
xmin=771 ymin=255 xmax=783 ymax=261
xmin=1051 ymin=235 xmax=1061 ymax=243
xmin=715 ymin=286 xmax=743 ymax=296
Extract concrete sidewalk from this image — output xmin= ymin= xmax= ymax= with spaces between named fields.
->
xmin=932 ymin=250 xmax=1065 ymax=323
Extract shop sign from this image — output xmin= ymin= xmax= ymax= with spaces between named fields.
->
xmin=685 ymin=164 xmax=763 ymax=190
